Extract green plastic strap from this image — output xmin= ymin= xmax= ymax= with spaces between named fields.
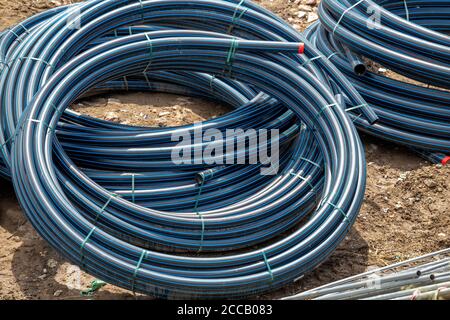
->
xmin=403 ymin=0 xmax=410 ymax=21
xmin=7 ymin=28 xmax=22 ymax=41
xmin=114 ymin=29 xmax=118 ymax=38
xmin=17 ymin=23 xmax=30 ymax=34
xmin=131 ymin=173 xmax=136 ymax=203
xmin=299 ymin=157 xmax=321 ymax=169
xmin=123 ymin=76 xmax=129 ymax=91
xmin=28 ymin=118 xmax=55 ymax=134
xmin=138 ymin=0 xmax=145 ymax=21
xmin=18 ymin=56 xmax=54 ymax=70
xmin=95 ymin=194 xmax=116 ymax=222
xmin=333 ymin=0 xmax=364 ymax=34
xmin=228 ymin=0 xmax=248 ymax=34
xmin=345 ymin=103 xmax=368 ymax=112
xmin=81 ymin=279 xmax=107 ymax=296
xmin=301 ymin=55 xmax=324 ymax=67
xmin=224 ymin=37 xmax=239 ymax=77
xmin=194 ymin=180 xmax=204 ymax=213
xmin=80 ymin=226 xmax=97 ymax=260
xmin=49 ymin=103 xmax=64 ymax=129
xmin=46 ymin=104 xmax=64 ymax=136
xmin=194 ymin=180 xmax=205 ymax=252
xmin=143 ymin=72 xmax=152 ymax=88
xmin=0 ymin=61 xmax=10 ymax=69
xmin=198 ymin=214 xmax=205 ymax=253
xmin=290 ymin=172 xmax=316 ymax=194
xmin=1 ymin=118 xmax=28 ymax=151
xmin=0 ymin=114 xmax=29 ymax=150
xmin=210 ymin=75 xmax=216 ymax=91
xmin=326 ymin=201 xmax=350 ymax=223
xmin=131 ymin=250 xmax=148 ymax=293
xmin=1 ymin=132 xmax=16 ymax=150
xmin=49 ymin=103 xmax=63 ymax=116
xmin=232 ymin=0 xmax=245 ymax=20
xmin=226 ymin=37 xmax=239 ymax=66
xmin=262 ymin=251 xmax=274 ymax=281
xmin=327 ymin=52 xmax=339 ymax=60
xmin=316 ymin=102 xmax=339 ymax=119
xmin=144 ymin=33 xmax=153 ymax=73
xmin=351 ymin=113 xmax=363 ymax=123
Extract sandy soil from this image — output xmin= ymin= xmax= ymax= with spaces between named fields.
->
xmin=0 ymin=0 xmax=449 ymax=300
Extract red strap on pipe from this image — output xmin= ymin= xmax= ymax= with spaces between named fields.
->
xmin=441 ymin=156 xmax=450 ymax=166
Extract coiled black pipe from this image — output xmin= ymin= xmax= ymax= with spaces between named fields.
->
xmin=1 ymin=0 xmax=367 ymax=298
xmin=306 ymin=0 xmax=450 ymax=155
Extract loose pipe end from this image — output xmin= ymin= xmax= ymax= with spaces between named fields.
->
xmin=352 ymin=62 xmax=367 ymax=76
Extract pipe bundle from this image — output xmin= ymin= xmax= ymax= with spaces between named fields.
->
xmin=307 ymin=0 xmax=450 ymax=160
xmin=284 ymin=248 xmax=450 ymax=300
xmin=0 ymin=0 xmax=368 ymax=298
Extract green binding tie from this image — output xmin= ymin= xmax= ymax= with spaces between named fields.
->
xmin=262 ymin=251 xmax=274 ymax=281
xmin=81 ymin=279 xmax=107 ymax=296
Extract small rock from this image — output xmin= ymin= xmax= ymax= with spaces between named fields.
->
xmin=298 ymin=5 xmax=313 ymax=12
xmin=297 ymin=11 xmax=307 ymax=19
xmin=423 ymin=179 xmax=437 ymax=188
xmin=104 ymin=112 xmax=119 ymax=121
xmin=47 ymin=259 xmax=58 ymax=269
xmin=38 ymin=274 xmax=47 ymax=280
xmin=307 ymin=12 xmax=319 ymax=23
xmin=54 ymin=290 xmax=63 ymax=297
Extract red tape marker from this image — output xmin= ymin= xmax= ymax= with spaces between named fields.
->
xmin=441 ymin=156 xmax=450 ymax=166
xmin=298 ymin=43 xmax=305 ymax=54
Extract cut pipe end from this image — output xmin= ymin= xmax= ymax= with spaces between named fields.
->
xmin=353 ymin=63 xmax=367 ymax=76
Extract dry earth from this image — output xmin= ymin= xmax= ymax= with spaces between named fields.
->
xmin=0 ymin=0 xmax=449 ymax=300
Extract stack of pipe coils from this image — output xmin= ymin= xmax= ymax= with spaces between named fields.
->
xmin=0 ymin=0 xmax=369 ymax=298
xmin=307 ymin=0 xmax=450 ymax=163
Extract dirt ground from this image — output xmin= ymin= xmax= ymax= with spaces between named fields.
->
xmin=0 ymin=0 xmax=449 ymax=300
